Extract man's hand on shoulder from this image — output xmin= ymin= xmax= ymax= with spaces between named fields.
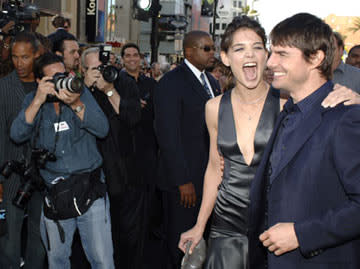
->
xmin=179 ymin=182 xmax=196 ymax=208
xmin=259 ymin=222 xmax=299 ymax=256
xmin=322 ymin=84 xmax=360 ymax=108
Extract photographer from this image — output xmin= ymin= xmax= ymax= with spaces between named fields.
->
xmin=10 ymin=52 xmax=114 ymax=268
xmin=82 ymin=46 xmax=144 ymax=268
xmin=0 ymin=31 xmax=44 ymax=269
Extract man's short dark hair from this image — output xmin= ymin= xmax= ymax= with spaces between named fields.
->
xmin=10 ymin=32 xmax=39 ymax=54
xmin=34 ymin=52 xmax=64 ymax=79
xmin=121 ymin=43 xmax=140 ymax=57
xmin=270 ymin=13 xmax=335 ymax=80
xmin=348 ymin=45 xmax=360 ymax=57
xmin=53 ymin=35 xmax=77 ymax=54
xmin=333 ymin=32 xmax=344 ymax=49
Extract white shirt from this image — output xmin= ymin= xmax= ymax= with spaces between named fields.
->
xmin=184 ymin=59 xmax=214 ymax=98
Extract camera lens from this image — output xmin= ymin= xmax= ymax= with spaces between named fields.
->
xmin=53 ymin=73 xmax=83 ymax=94
xmin=69 ymin=77 xmax=83 ymax=93
xmin=102 ymin=66 xmax=118 ymax=83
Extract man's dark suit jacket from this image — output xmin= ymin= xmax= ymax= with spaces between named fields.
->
xmin=0 ymin=71 xmax=29 ymax=200
xmin=249 ymin=82 xmax=360 ymax=269
xmin=154 ymin=62 xmax=220 ymax=195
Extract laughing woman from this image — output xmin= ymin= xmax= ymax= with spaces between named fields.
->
xmin=179 ymin=16 xmax=284 ymax=268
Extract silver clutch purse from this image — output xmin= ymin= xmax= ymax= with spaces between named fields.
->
xmin=181 ymin=238 xmax=207 ymax=269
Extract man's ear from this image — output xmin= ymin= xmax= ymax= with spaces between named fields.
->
xmin=34 ymin=50 xmax=41 ymax=59
xmin=311 ymin=50 xmax=325 ymax=70
xmin=184 ymin=47 xmax=192 ymax=59
xmin=220 ymin=51 xmax=230 ymax=67
xmin=55 ymin=51 xmax=63 ymax=57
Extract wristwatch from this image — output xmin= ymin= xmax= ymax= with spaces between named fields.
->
xmin=74 ymin=105 xmax=84 ymax=113
xmin=106 ymin=90 xmax=114 ymax=97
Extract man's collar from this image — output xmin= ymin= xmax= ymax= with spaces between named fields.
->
xmin=293 ymin=81 xmax=333 ymax=115
xmin=184 ymin=59 xmax=203 ymax=78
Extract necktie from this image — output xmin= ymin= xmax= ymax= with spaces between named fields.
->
xmin=200 ymin=73 xmax=213 ymax=98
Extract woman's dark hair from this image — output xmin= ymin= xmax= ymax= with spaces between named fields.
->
xmin=52 ymin=15 xmax=66 ymax=28
xmin=220 ymin=16 xmax=267 ymax=91
xmin=221 ymin=16 xmax=267 ymax=53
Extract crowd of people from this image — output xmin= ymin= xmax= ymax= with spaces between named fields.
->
xmin=1 ymin=10 xmax=360 ymax=269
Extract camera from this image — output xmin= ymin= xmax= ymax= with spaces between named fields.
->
xmin=46 ymin=72 xmax=83 ymax=102
xmin=98 ymin=45 xmax=118 ymax=83
xmin=0 ymin=1 xmax=39 ymax=36
xmin=0 ymin=148 xmax=56 ymax=209
xmin=52 ymin=73 xmax=83 ymax=94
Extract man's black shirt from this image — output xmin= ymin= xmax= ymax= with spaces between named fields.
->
xmin=22 ymin=81 xmax=37 ymax=95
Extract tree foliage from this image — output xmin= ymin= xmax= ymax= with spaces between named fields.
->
xmin=348 ymin=17 xmax=360 ymax=33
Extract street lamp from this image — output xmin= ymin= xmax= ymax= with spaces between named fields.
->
xmin=137 ymin=0 xmax=152 ymax=10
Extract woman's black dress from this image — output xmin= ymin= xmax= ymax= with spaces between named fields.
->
xmin=205 ymin=88 xmax=279 ymax=268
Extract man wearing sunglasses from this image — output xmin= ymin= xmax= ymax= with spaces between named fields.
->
xmin=154 ymin=30 xmax=220 ymax=268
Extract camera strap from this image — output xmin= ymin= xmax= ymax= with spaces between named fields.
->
xmin=52 ymin=103 xmax=63 ymax=155
xmin=31 ymin=102 xmax=63 ymax=156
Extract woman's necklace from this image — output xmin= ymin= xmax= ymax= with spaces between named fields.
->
xmin=235 ymin=90 xmax=268 ymax=120
xmin=236 ymin=90 xmax=268 ymax=105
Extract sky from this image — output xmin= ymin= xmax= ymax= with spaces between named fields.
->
xmin=254 ymin=0 xmax=360 ymax=35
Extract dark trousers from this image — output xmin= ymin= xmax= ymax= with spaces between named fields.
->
xmin=110 ymin=187 xmax=149 ymax=269
xmin=0 ymin=191 xmax=46 ymax=269
xmin=162 ymin=189 xmax=201 ymax=269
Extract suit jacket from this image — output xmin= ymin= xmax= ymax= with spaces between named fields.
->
xmin=249 ymin=82 xmax=360 ymax=269
xmin=333 ymin=62 xmax=360 ymax=93
xmin=0 ymin=71 xmax=29 ymax=200
xmin=154 ymin=62 xmax=220 ymax=195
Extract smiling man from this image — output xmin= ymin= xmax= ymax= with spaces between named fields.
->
xmin=346 ymin=45 xmax=360 ymax=69
xmin=249 ymin=13 xmax=360 ymax=269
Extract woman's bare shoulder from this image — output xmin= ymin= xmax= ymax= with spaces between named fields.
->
xmin=206 ymin=93 xmax=224 ymax=112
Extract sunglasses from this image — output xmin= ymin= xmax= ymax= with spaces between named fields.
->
xmin=193 ymin=45 xmax=216 ymax=52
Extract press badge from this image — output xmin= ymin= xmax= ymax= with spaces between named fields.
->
xmin=54 ymin=121 xmax=70 ymax=132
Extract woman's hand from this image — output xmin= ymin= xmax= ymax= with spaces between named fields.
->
xmin=178 ymin=225 xmax=204 ymax=255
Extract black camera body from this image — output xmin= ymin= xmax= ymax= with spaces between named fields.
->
xmin=46 ymin=72 xmax=83 ymax=102
xmin=0 ymin=1 xmax=39 ymax=36
xmin=0 ymin=148 xmax=56 ymax=209
xmin=98 ymin=45 xmax=118 ymax=83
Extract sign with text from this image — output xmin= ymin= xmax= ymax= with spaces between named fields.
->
xmin=86 ymin=0 xmax=97 ymax=42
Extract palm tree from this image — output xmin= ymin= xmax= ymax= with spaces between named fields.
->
xmin=348 ymin=17 xmax=360 ymax=33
